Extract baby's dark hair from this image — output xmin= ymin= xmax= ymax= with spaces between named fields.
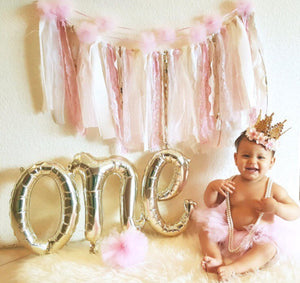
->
xmin=234 ymin=130 xmax=247 ymax=151
xmin=234 ymin=131 xmax=275 ymax=156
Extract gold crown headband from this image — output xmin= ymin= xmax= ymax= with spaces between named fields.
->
xmin=245 ymin=112 xmax=288 ymax=151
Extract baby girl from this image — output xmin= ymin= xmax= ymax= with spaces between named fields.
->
xmin=194 ymin=113 xmax=300 ymax=281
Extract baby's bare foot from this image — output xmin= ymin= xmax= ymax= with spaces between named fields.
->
xmin=217 ymin=265 xmax=235 ymax=281
xmin=201 ymin=256 xmax=222 ymax=273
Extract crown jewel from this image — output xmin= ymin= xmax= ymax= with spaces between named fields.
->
xmin=245 ymin=112 xmax=288 ymax=151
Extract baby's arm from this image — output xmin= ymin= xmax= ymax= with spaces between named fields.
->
xmin=257 ymin=183 xmax=300 ymax=221
xmin=204 ymin=179 xmax=235 ymax=207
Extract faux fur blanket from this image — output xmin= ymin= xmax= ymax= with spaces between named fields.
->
xmin=4 ymin=230 xmax=300 ymax=283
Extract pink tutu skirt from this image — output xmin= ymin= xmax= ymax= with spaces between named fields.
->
xmin=192 ymin=202 xmax=300 ymax=259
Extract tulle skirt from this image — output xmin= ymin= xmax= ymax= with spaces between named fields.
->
xmin=192 ymin=202 xmax=300 ymax=259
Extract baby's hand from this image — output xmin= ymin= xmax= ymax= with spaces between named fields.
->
xmin=210 ymin=179 xmax=235 ymax=197
xmin=255 ymin=197 xmax=278 ymax=214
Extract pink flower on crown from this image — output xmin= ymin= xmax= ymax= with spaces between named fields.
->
xmin=246 ymin=127 xmax=258 ymax=141
xmin=255 ymin=132 xmax=267 ymax=146
xmin=265 ymin=138 xmax=276 ymax=151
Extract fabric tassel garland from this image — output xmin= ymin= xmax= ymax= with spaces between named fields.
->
xmin=38 ymin=6 xmax=268 ymax=154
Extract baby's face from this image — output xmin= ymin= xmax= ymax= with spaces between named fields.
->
xmin=234 ymin=137 xmax=275 ymax=181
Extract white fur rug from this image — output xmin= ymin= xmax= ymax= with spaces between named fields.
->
xmin=6 ymin=229 xmax=300 ymax=283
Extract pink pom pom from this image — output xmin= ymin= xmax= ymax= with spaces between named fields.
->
xmin=101 ymin=228 xmax=148 ymax=268
xmin=95 ymin=17 xmax=116 ymax=32
xmin=140 ymin=32 xmax=157 ymax=54
xmin=204 ymin=15 xmax=223 ymax=35
xmin=55 ymin=0 xmax=72 ymax=20
xmin=156 ymin=28 xmax=176 ymax=44
xmin=37 ymin=0 xmax=57 ymax=20
xmin=76 ymin=22 xmax=99 ymax=43
xmin=236 ymin=0 xmax=254 ymax=17
xmin=189 ymin=24 xmax=207 ymax=44
xmin=37 ymin=0 xmax=72 ymax=20
xmin=249 ymin=107 xmax=258 ymax=125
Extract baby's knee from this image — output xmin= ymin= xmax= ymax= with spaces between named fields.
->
xmin=258 ymin=242 xmax=277 ymax=259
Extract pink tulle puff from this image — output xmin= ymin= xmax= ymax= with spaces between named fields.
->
xmin=101 ymin=228 xmax=148 ymax=268
xmin=249 ymin=107 xmax=258 ymax=125
xmin=76 ymin=22 xmax=99 ymax=43
xmin=236 ymin=0 xmax=254 ymax=17
xmin=156 ymin=28 xmax=176 ymax=44
xmin=140 ymin=32 xmax=157 ymax=54
xmin=204 ymin=15 xmax=223 ymax=34
xmin=37 ymin=0 xmax=72 ymax=20
xmin=95 ymin=17 xmax=116 ymax=32
xmin=189 ymin=24 xmax=207 ymax=44
xmin=192 ymin=203 xmax=228 ymax=243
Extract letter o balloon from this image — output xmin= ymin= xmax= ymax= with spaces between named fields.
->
xmin=10 ymin=162 xmax=79 ymax=255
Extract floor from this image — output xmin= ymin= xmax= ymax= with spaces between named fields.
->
xmin=0 ymin=247 xmax=32 ymax=282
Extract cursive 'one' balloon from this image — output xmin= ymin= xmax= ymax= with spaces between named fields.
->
xmin=10 ymin=162 xmax=79 ymax=255
xmin=142 ymin=149 xmax=196 ymax=236
xmin=68 ymin=152 xmax=145 ymax=253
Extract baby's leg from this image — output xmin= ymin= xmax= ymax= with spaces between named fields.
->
xmin=198 ymin=228 xmax=223 ymax=273
xmin=217 ymin=242 xmax=277 ymax=281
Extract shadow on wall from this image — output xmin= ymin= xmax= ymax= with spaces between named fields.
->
xmin=17 ymin=3 xmax=43 ymax=114
xmin=0 ymin=168 xmax=22 ymax=191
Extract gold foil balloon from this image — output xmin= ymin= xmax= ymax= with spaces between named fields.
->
xmin=10 ymin=162 xmax=79 ymax=255
xmin=142 ymin=149 xmax=196 ymax=236
xmin=68 ymin=152 xmax=145 ymax=253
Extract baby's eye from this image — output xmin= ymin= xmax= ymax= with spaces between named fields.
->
xmin=242 ymin=154 xmax=250 ymax=158
xmin=258 ymin=156 xmax=265 ymax=160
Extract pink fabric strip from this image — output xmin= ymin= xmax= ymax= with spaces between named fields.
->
xmin=166 ymin=49 xmax=176 ymax=146
xmin=167 ymin=48 xmax=197 ymax=148
xmin=223 ymin=17 xmax=254 ymax=113
xmin=218 ymin=31 xmax=235 ymax=123
xmin=102 ymin=44 xmax=125 ymax=152
xmin=150 ymin=52 xmax=164 ymax=151
xmin=76 ymin=44 xmax=98 ymax=128
xmin=190 ymin=44 xmax=202 ymax=145
xmin=198 ymin=42 xmax=215 ymax=144
xmin=121 ymin=48 xmax=131 ymax=147
xmin=39 ymin=19 xmax=65 ymax=124
xmin=121 ymin=48 xmax=144 ymax=151
xmin=245 ymin=14 xmax=268 ymax=114
xmin=57 ymin=20 xmax=85 ymax=135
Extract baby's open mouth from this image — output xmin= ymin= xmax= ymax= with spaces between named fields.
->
xmin=245 ymin=167 xmax=259 ymax=172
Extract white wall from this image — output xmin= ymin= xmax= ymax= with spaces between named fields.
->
xmin=0 ymin=0 xmax=299 ymax=246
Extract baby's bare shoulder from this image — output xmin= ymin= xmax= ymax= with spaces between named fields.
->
xmin=272 ymin=182 xmax=287 ymax=195
xmin=271 ymin=182 xmax=293 ymax=202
